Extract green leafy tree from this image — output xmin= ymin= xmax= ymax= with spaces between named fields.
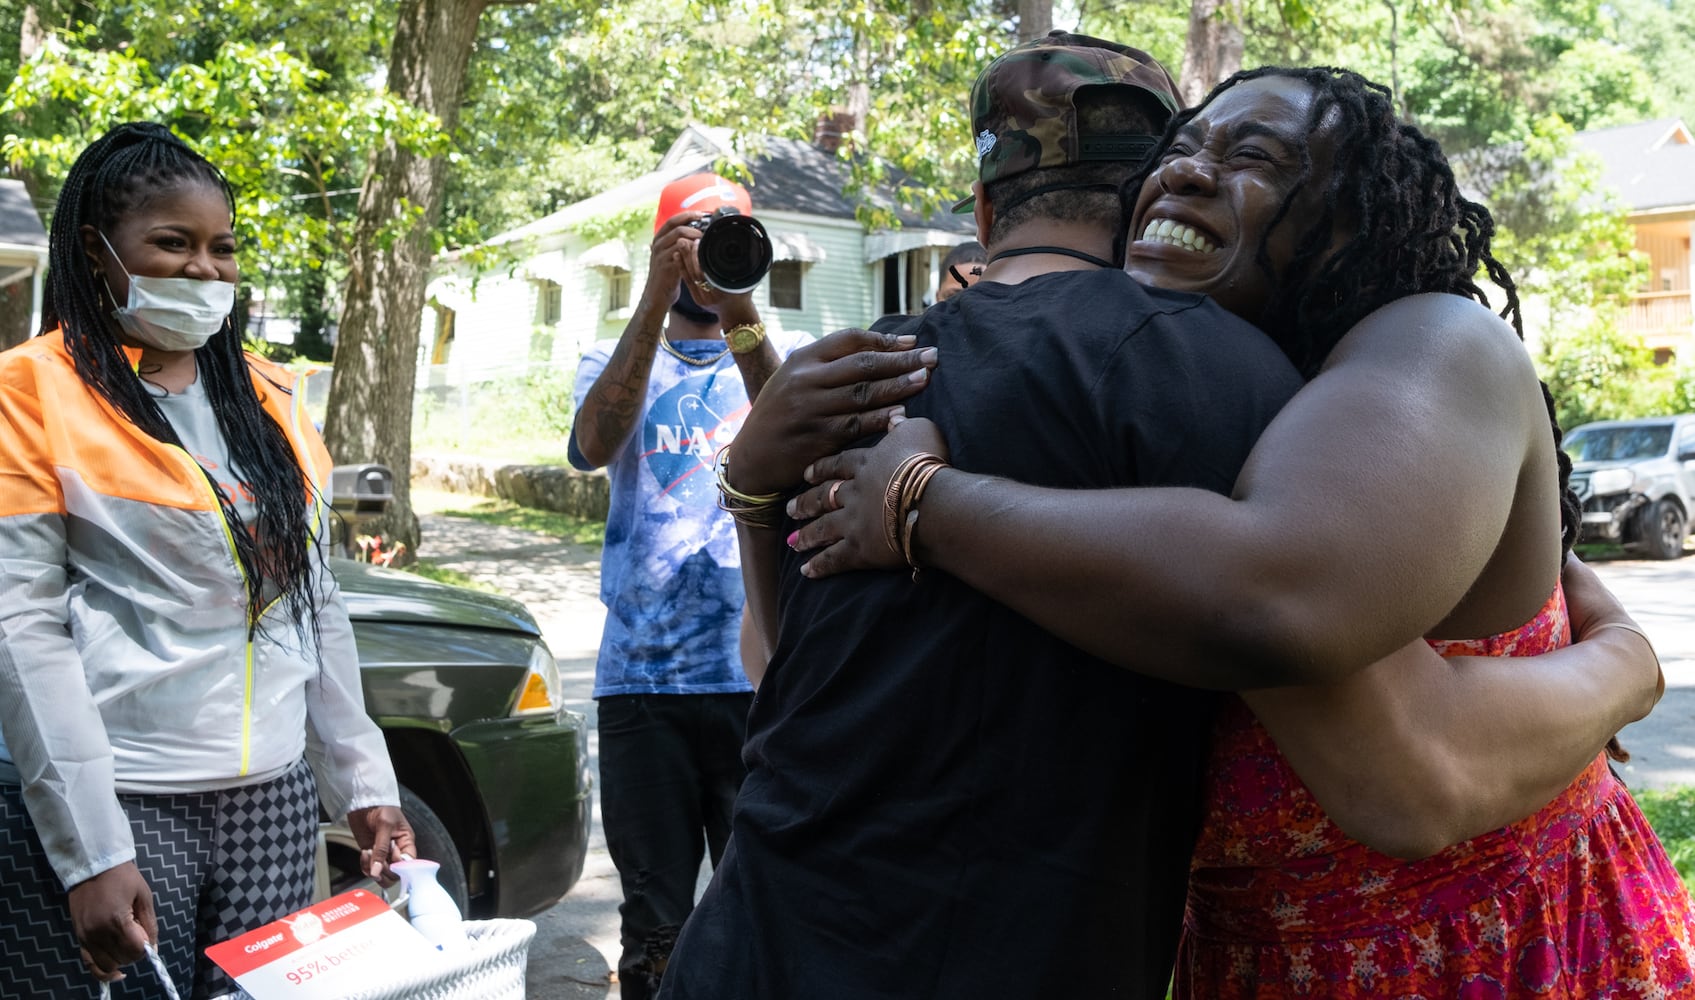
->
xmin=322 ymin=0 xmax=532 ymax=561
xmin=1476 ymin=117 xmax=1656 ymax=429
xmin=1 ymin=4 xmax=430 ymax=358
xmin=1612 ymin=0 xmax=1695 ymax=127
xmin=1539 ymin=318 xmax=1661 ymax=429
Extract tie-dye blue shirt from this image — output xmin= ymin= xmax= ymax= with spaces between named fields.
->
xmin=569 ymin=330 xmax=811 ymax=697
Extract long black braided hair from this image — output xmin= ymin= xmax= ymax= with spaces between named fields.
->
xmin=1122 ymin=66 xmax=1582 ymax=555
xmin=42 ymin=122 xmax=324 ymax=639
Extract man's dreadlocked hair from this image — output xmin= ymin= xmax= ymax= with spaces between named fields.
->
xmin=42 ymin=121 xmax=324 ymax=638
xmin=1122 ymin=66 xmax=1581 ymax=555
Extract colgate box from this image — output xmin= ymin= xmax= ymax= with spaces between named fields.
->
xmin=206 ymin=889 xmax=444 ymax=998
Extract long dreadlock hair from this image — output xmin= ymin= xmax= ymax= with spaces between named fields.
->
xmin=42 ymin=121 xmax=323 ymax=639
xmin=1121 ymin=66 xmax=1581 ymax=555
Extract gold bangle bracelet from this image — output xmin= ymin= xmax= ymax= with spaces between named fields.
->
xmin=882 ymin=453 xmax=932 ymax=555
xmin=714 ymin=446 xmax=784 ymax=506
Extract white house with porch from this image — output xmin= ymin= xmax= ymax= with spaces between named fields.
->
xmin=419 ymin=125 xmax=976 ymax=388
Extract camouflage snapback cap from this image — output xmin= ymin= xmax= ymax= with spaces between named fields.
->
xmin=953 ymin=30 xmax=1180 ymax=213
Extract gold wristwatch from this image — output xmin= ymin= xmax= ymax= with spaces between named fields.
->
xmin=725 ymin=321 xmax=767 ymax=355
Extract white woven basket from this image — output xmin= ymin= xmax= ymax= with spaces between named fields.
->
xmin=340 ymin=918 xmax=537 ymax=1000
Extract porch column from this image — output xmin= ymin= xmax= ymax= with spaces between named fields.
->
xmin=29 ymin=252 xmax=45 ymax=336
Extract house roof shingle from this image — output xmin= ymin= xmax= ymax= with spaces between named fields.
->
xmin=1573 ymin=118 xmax=1695 ymax=214
xmin=490 ymin=124 xmax=973 ymax=247
xmin=0 ymin=180 xmax=48 ymax=250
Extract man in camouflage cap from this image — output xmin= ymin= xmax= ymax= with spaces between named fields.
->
xmin=943 ymin=29 xmax=1178 ymax=276
xmin=660 ymin=34 xmax=1301 ymax=1000
xmin=954 ymin=30 xmax=1178 ymax=217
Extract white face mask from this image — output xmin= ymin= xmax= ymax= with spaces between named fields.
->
xmin=100 ymin=232 xmax=236 ymax=352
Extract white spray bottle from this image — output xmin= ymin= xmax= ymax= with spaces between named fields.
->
xmin=390 ymin=856 xmax=470 ymax=953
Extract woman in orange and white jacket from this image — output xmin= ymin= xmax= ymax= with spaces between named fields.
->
xmin=0 ymin=123 xmax=414 ymax=1000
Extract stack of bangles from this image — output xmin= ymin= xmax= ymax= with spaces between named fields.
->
xmin=714 ymin=447 xmax=786 ymax=529
xmin=883 ymin=452 xmax=950 ymax=580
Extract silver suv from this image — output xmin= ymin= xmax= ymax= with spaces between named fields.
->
xmin=1564 ymin=415 xmax=1695 ymax=560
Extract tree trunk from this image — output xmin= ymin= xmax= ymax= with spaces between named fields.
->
xmin=1016 ymin=0 xmax=1052 ymax=43
xmin=1178 ymin=0 xmax=1244 ymax=108
xmin=20 ymin=4 xmax=44 ymax=61
xmin=322 ymin=0 xmax=508 ymax=562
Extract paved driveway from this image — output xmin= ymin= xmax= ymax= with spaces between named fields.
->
xmin=413 ymin=514 xmax=1695 ymax=997
xmin=1591 ymin=550 xmax=1695 ymax=792
xmin=416 ymin=514 xmax=617 ymax=998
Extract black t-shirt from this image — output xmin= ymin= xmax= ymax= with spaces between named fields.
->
xmin=868 ymin=310 xmax=918 ymax=334
xmin=663 ymin=270 xmax=1303 ymax=1000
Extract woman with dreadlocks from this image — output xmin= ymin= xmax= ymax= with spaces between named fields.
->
xmin=754 ymin=67 xmax=1695 ymax=993
xmin=0 ymin=122 xmax=413 ymax=999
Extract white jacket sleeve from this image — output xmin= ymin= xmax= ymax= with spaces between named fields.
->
xmin=303 ymin=545 xmax=400 ymax=819
xmin=0 ymin=512 xmax=136 ymax=887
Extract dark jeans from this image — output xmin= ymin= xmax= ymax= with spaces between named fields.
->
xmin=598 ymin=691 xmax=753 ymax=1000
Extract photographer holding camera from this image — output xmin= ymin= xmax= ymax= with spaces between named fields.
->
xmin=567 ymin=172 xmax=806 ymax=1000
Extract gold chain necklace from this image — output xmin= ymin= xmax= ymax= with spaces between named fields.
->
xmin=659 ymin=334 xmax=731 ymax=368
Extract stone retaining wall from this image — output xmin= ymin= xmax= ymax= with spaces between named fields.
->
xmin=412 ymin=453 xmax=610 ymax=521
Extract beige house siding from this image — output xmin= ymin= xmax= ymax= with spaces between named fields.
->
xmin=1574 ymin=118 xmax=1695 ymax=364
xmin=1621 ymin=216 xmax=1695 ymax=361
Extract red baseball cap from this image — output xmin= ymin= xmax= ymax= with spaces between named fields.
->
xmin=654 ymin=173 xmax=753 ymax=233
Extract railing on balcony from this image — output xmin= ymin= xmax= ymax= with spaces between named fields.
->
xmin=1623 ymin=290 xmax=1693 ymax=335
xmin=1623 ymin=291 xmax=1694 ymax=354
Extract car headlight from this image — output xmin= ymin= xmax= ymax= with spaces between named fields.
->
xmin=1589 ymin=467 xmax=1635 ymax=496
xmin=511 ymin=641 xmax=562 ymax=717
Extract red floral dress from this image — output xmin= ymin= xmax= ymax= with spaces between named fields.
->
xmin=1177 ymin=584 xmax=1695 ymax=998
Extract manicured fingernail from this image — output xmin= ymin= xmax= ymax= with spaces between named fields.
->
xmin=895 ymin=335 xmax=917 ymax=346
xmin=919 ymin=347 xmax=938 ymax=365
xmin=786 ymin=531 xmax=799 ymax=548
xmin=786 ymin=498 xmax=798 ymax=517
xmin=908 ymin=368 xmax=929 ymax=383
xmin=800 ymin=561 xmax=815 ymax=578
xmin=803 ymin=463 xmax=816 ymax=482
xmin=889 ymin=412 xmax=906 ymax=427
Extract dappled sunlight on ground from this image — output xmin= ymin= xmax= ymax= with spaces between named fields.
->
xmin=415 ymin=510 xmax=618 ymax=997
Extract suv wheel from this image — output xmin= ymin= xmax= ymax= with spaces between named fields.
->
xmin=1640 ymin=499 xmax=1689 ymax=560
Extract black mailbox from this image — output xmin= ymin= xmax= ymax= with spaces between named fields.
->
xmin=329 ymin=463 xmax=394 ymax=518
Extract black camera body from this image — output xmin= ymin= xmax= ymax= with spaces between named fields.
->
xmin=691 ymin=207 xmax=773 ymax=294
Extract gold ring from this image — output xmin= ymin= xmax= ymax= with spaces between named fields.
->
xmin=828 ymin=480 xmax=843 ymax=510
xmin=695 ymin=280 xmax=711 ymax=290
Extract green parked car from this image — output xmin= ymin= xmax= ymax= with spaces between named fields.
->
xmin=314 ymin=557 xmax=592 ymax=919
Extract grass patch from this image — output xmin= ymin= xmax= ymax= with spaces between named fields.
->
xmin=403 ymin=559 xmax=499 ymax=593
xmin=412 ymin=367 xmax=576 ymax=465
xmin=413 ymin=488 xmax=606 ymax=547
xmin=1575 ymin=541 xmax=1631 ymax=561
xmin=1635 ymin=786 xmax=1695 ymax=893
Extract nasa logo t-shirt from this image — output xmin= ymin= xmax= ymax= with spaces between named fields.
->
xmin=570 ymin=330 xmax=811 ymax=696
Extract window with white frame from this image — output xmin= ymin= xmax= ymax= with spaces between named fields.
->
xmin=881 ymin=249 xmax=934 ymax=316
xmin=769 ymin=261 xmax=803 ymax=310
xmin=605 ymin=268 xmax=632 ymax=315
xmin=534 ymin=279 xmax=562 ymax=325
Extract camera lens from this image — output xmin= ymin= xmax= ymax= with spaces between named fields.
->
xmin=698 ymin=212 xmax=773 ymax=294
